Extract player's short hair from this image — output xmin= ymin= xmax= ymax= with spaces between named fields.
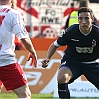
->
xmin=0 ymin=0 xmax=11 ymax=2
xmin=78 ymin=7 xmax=94 ymax=18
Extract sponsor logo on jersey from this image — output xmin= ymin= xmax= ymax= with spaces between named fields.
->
xmin=76 ymin=47 xmax=93 ymax=53
xmin=71 ymin=39 xmax=79 ymax=41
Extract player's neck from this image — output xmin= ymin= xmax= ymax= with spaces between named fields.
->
xmin=79 ymin=25 xmax=92 ymax=35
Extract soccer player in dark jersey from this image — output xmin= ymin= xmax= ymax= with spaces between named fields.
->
xmin=42 ymin=7 xmax=99 ymax=99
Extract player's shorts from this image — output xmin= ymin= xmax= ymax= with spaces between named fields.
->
xmin=59 ymin=55 xmax=99 ymax=89
xmin=0 ymin=62 xmax=28 ymax=90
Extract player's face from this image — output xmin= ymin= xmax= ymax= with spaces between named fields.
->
xmin=78 ymin=12 xmax=94 ymax=34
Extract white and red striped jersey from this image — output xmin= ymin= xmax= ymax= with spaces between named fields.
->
xmin=0 ymin=5 xmax=29 ymax=66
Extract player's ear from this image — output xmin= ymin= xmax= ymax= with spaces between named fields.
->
xmin=91 ymin=17 xmax=94 ymax=23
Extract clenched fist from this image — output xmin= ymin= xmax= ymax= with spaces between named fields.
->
xmin=42 ymin=59 xmax=49 ymax=68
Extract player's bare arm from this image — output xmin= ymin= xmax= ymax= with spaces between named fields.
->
xmin=21 ymin=38 xmax=37 ymax=67
xmin=42 ymin=43 xmax=59 ymax=68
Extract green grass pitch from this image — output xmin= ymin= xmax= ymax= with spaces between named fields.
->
xmin=0 ymin=93 xmax=98 ymax=99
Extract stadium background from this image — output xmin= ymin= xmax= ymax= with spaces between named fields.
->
xmin=2 ymin=0 xmax=99 ymax=98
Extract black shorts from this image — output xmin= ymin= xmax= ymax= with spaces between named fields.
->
xmin=60 ymin=57 xmax=99 ymax=90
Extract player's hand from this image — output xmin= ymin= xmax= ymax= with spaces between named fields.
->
xmin=27 ymin=53 xmax=37 ymax=68
xmin=42 ymin=59 xmax=49 ymax=68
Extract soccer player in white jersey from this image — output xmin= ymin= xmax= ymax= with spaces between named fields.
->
xmin=0 ymin=0 xmax=37 ymax=99
xmin=0 ymin=0 xmax=16 ymax=93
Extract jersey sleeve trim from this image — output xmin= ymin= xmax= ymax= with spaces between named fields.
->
xmin=54 ymin=40 xmax=61 ymax=47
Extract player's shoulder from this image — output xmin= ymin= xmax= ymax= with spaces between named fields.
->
xmin=92 ymin=24 xmax=99 ymax=33
xmin=92 ymin=24 xmax=99 ymax=29
xmin=0 ymin=6 xmax=21 ymax=15
xmin=60 ymin=24 xmax=79 ymax=38
xmin=9 ymin=8 xmax=21 ymax=15
xmin=65 ymin=24 xmax=79 ymax=33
